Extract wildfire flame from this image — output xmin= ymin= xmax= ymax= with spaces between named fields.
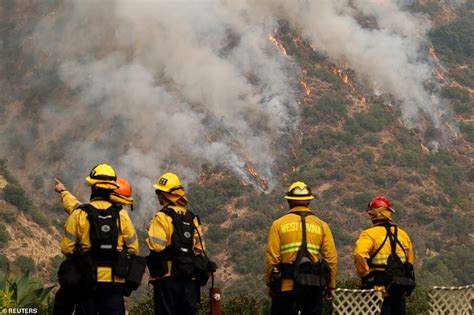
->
xmin=433 ymin=68 xmax=446 ymax=82
xmin=244 ymin=162 xmax=269 ymax=191
xmin=428 ymin=46 xmax=447 ymax=83
xmin=332 ymin=65 xmax=355 ymax=90
xmin=428 ymin=46 xmax=439 ymax=61
xmin=300 ymin=80 xmax=311 ymax=96
xmin=268 ymin=33 xmax=287 ymax=56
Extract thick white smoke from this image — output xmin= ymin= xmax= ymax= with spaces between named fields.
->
xmin=246 ymin=0 xmax=451 ymax=129
xmin=28 ymin=0 xmax=300 ymax=220
xmin=2 ymin=0 xmax=454 ymax=221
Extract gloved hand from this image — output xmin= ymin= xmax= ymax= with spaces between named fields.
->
xmin=54 ymin=178 xmax=66 ymax=193
xmin=323 ymin=288 xmax=335 ymax=301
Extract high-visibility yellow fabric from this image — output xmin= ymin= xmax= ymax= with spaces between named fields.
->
xmin=146 ymin=205 xmax=205 ymax=279
xmin=368 ymin=208 xmax=394 ymax=225
xmin=60 ymin=190 xmax=81 ymax=215
xmin=60 ymin=199 xmax=139 ymax=282
xmin=265 ymin=206 xmax=338 ymax=291
xmin=353 ymin=224 xmax=414 ymax=278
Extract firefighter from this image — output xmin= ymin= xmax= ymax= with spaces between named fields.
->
xmin=353 ymin=196 xmax=415 ymax=315
xmin=146 ymin=172 xmax=205 ymax=315
xmin=58 ymin=164 xmax=139 ymax=315
xmin=265 ymin=181 xmax=338 ymax=315
xmin=53 ymin=177 xmax=135 ymax=315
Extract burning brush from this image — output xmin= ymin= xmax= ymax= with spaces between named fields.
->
xmin=244 ymin=161 xmax=269 ymax=191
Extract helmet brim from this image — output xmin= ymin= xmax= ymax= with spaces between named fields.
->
xmin=284 ymin=195 xmax=314 ymax=201
xmin=153 ymin=183 xmax=170 ymax=192
xmin=86 ymin=177 xmax=119 ymax=189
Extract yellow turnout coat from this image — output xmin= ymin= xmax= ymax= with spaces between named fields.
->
xmin=265 ymin=206 xmax=338 ymax=291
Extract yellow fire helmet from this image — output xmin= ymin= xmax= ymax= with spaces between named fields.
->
xmin=284 ymin=181 xmax=315 ymax=201
xmin=85 ymin=163 xmax=119 ymax=190
xmin=153 ymin=172 xmax=183 ymax=192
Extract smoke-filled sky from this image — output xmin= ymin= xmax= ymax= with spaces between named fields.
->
xmin=1 ymin=0 xmax=454 ymax=222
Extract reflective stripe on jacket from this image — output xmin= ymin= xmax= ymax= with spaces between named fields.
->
xmin=265 ymin=206 xmax=338 ymax=291
xmin=146 ymin=205 xmax=205 ymax=279
xmin=353 ymin=225 xmax=414 ymax=278
xmin=60 ymin=199 xmax=140 ymax=282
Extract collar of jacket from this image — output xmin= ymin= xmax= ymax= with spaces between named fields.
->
xmin=163 ymin=204 xmax=187 ymax=215
xmin=373 ymin=220 xmax=395 ymax=227
xmin=287 ymin=206 xmax=312 ymax=214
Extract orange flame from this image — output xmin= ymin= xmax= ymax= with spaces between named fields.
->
xmin=244 ymin=162 xmax=269 ymax=191
xmin=433 ymin=68 xmax=446 ymax=82
xmin=268 ymin=34 xmax=287 ymax=56
xmin=300 ymin=80 xmax=311 ymax=96
xmin=428 ymin=46 xmax=438 ymax=61
xmin=332 ymin=66 xmax=354 ymax=89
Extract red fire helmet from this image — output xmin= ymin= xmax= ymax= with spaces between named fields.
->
xmin=367 ymin=196 xmax=393 ymax=211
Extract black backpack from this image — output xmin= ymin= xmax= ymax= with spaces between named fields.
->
xmin=384 ymin=226 xmax=416 ymax=297
xmin=292 ymin=212 xmax=331 ymax=298
xmin=162 ymin=207 xmax=196 ymax=280
xmin=79 ymin=203 xmax=121 ymax=266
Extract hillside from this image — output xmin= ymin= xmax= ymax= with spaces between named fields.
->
xmin=0 ymin=163 xmax=62 ymax=282
xmin=0 ymin=0 xmax=473 ymax=307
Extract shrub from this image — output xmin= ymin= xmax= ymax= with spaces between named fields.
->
xmin=0 ymin=224 xmax=10 ymax=248
xmin=441 ymin=85 xmax=470 ymax=102
xmin=0 ymin=208 xmax=16 ymax=224
xmin=309 ymin=91 xmax=348 ymax=123
xmin=467 ymin=168 xmax=474 ymax=182
xmin=15 ymin=256 xmax=35 ymax=274
xmin=343 ymin=117 xmax=365 ymax=138
xmin=437 ymin=164 xmax=465 ymax=197
xmin=3 ymin=183 xmax=33 ymax=213
xmin=459 ymin=122 xmax=474 ymax=143
xmin=331 ymin=225 xmax=353 ymax=247
xmin=359 ymin=151 xmax=374 ymax=164
xmin=205 ymin=225 xmax=230 ymax=243
xmin=410 ymin=0 xmax=441 ymax=14
xmin=428 ymin=150 xmax=454 ymax=166
xmin=228 ymin=235 xmax=262 ymax=274
xmin=343 ymin=192 xmax=373 ymax=210
xmin=0 ymin=254 xmax=9 ymax=274
xmin=429 ymin=13 xmax=474 ymax=63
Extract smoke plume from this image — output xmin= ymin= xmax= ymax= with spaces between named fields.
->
xmin=0 ymin=0 xmax=454 ymax=222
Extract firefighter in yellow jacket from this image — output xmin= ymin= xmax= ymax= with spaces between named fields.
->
xmin=265 ymin=181 xmax=337 ymax=315
xmin=53 ymin=176 xmax=135 ymax=315
xmin=59 ymin=164 xmax=139 ymax=315
xmin=353 ymin=196 xmax=414 ymax=315
xmin=146 ymin=172 xmax=205 ymax=315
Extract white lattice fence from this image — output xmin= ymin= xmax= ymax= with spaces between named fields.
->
xmin=429 ymin=285 xmax=473 ymax=315
xmin=333 ymin=288 xmax=383 ymax=315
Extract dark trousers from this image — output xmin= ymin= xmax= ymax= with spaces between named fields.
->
xmin=271 ymin=290 xmax=323 ymax=315
xmin=75 ymin=282 xmax=125 ymax=315
xmin=381 ymin=296 xmax=406 ymax=315
xmin=53 ymin=286 xmax=77 ymax=315
xmin=153 ymin=277 xmax=198 ymax=315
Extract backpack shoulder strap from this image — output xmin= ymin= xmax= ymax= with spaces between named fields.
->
xmin=78 ymin=203 xmax=96 ymax=215
xmin=108 ymin=203 xmax=124 ymax=236
xmin=292 ymin=212 xmax=310 ymax=266
xmin=389 ymin=225 xmax=408 ymax=257
xmin=162 ymin=206 xmax=177 ymax=220
xmin=368 ymin=225 xmax=390 ymax=265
